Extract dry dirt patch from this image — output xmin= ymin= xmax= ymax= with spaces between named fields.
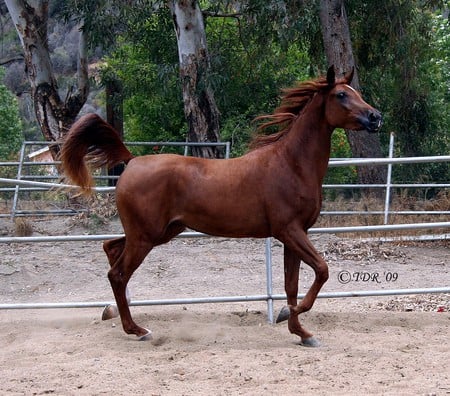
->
xmin=0 ymin=217 xmax=449 ymax=395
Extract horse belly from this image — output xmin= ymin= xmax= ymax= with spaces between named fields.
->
xmin=180 ymin=184 xmax=269 ymax=238
xmin=185 ymin=208 xmax=270 ymax=238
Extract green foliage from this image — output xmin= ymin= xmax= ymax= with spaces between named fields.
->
xmin=102 ymin=3 xmax=313 ymax=157
xmin=324 ymin=128 xmax=357 ymax=186
xmin=101 ymin=8 xmax=186 ymax=155
xmin=0 ymin=68 xmax=23 ymax=160
xmin=205 ymin=11 xmax=312 ymax=155
xmin=348 ymin=1 xmax=450 ymax=186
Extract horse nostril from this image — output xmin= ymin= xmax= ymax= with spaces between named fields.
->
xmin=361 ymin=109 xmax=382 ymax=133
xmin=368 ymin=111 xmax=379 ymax=122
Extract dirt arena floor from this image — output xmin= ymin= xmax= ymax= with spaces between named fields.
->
xmin=0 ymin=217 xmax=449 ymax=395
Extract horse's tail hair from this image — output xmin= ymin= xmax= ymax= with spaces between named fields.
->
xmin=60 ymin=113 xmax=134 ymax=196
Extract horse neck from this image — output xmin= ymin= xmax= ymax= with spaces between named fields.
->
xmin=280 ymin=97 xmax=333 ymax=184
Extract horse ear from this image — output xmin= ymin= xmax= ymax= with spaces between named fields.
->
xmin=326 ymin=65 xmax=335 ymax=86
xmin=345 ymin=67 xmax=355 ymax=84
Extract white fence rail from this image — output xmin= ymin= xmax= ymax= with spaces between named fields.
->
xmin=1 ymin=219 xmax=449 ymax=321
xmin=1 ymin=134 xmax=449 ymax=221
xmin=0 ymin=140 xmax=231 ymax=217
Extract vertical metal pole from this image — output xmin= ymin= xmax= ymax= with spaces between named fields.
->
xmin=225 ymin=142 xmax=231 ymax=159
xmin=11 ymin=142 xmax=27 ymax=219
xmin=265 ymin=237 xmax=274 ymax=324
xmin=384 ymin=132 xmax=395 ymax=224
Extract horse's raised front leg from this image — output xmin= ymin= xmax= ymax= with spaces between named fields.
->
xmin=277 ymin=230 xmax=329 ymax=347
xmin=104 ymin=238 xmax=153 ymax=340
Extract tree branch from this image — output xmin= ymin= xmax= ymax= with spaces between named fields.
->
xmin=202 ymin=11 xmax=241 ymax=19
xmin=0 ymin=55 xmax=23 ymax=65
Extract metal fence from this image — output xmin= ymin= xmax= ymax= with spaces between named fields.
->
xmin=0 ymin=136 xmax=449 ymax=321
xmin=0 ymin=155 xmax=449 ymax=321
xmin=0 ymin=140 xmax=231 ymax=218
xmin=1 ymin=134 xmax=449 ymax=220
xmin=1 ymin=229 xmax=449 ymax=323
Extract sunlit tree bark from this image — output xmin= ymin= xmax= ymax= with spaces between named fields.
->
xmin=320 ymin=0 xmax=386 ymax=185
xmin=169 ymin=0 xmax=221 ymax=158
xmin=5 ymin=0 xmax=89 ymax=159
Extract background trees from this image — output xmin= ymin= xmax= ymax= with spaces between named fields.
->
xmin=4 ymin=0 xmax=89 ymax=159
xmin=0 ymin=67 xmax=22 ymax=159
xmin=320 ymin=0 xmax=386 ymax=186
xmin=1 ymin=0 xmax=448 ymax=184
xmin=348 ymin=0 xmax=450 ymax=183
xmin=169 ymin=0 xmax=221 ymax=158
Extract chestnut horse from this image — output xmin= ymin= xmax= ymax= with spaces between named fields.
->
xmin=61 ymin=66 xmax=382 ymax=346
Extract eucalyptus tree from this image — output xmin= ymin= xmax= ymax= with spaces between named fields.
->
xmin=320 ymin=0 xmax=385 ymax=185
xmin=168 ymin=0 xmax=220 ymax=158
xmin=68 ymin=0 xmax=221 ymax=158
xmin=4 ymin=0 xmax=89 ymax=159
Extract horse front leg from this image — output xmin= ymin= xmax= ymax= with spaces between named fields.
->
xmin=278 ymin=246 xmax=318 ymax=346
xmin=277 ymin=230 xmax=329 ymax=347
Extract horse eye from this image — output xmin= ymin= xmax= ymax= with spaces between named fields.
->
xmin=337 ymin=92 xmax=347 ymax=99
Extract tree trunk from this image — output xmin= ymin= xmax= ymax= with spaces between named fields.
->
xmin=5 ymin=0 xmax=89 ymax=159
xmin=169 ymin=0 xmax=221 ymax=158
xmin=106 ymin=77 xmax=124 ymax=186
xmin=319 ymin=0 xmax=386 ymax=186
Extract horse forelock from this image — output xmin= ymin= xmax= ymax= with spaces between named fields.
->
xmin=250 ymin=75 xmax=340 ymax=150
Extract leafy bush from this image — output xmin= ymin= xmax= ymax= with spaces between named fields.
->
xmin=0 ymin=67 xmax=23 ymax=161
xmin=323 ymin=129 xmax=358 ymax=198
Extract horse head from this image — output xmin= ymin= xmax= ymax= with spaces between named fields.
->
xmin=325 ymin=65 xmax=382 ymax=133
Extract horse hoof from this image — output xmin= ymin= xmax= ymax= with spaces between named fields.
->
xmin=138 ymin=329 xmax=153 ymax=341
xmin=301 ymin=336 xmax=321 ymax=348
xmin=276 ymin=306 xmax=290 ymax=323
xmin=102 ymin=304 xmax=119 ymax=320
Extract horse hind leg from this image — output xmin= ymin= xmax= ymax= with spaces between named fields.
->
xmin=102 ymin=223 xmax=185 ymax=340
xmin=103 ymin=237 xmax=126 ymax=266
xmin=104 ymin=237 xmax=153 ymax=340
xmin=102 ymin=237 xmax=130 ymax=320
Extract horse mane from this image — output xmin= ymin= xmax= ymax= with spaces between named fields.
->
xmin=249 ymin=75 xmax=332 ymax=150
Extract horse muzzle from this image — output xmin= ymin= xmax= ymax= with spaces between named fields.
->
xmin=359 ymin=109 xmax=383 ymax=133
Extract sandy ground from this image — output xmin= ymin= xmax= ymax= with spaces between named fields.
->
xmin=0 ymin=217 xmax=449 ymax=395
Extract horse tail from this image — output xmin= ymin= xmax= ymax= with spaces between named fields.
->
xmin=60 ymin=113 xmax=134 ymax=196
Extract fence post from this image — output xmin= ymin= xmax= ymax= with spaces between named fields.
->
xmin=11 ymin=142 xmax=27 ymax=219
xmin=384 ymin=132 xmax=395 ymax=225
xmin=265 ymin=237 xmax=274 ymax=324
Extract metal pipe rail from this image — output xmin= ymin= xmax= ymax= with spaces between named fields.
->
xmin=2 ymin=155 xmax=448 ymax=168
xmin=1 ymin=221 xmax=449 ymax=244
xmin=1 ymin=225 xmax=448 ymax=320
xmin=328 ymin=155 xmax=450 ymax=166
xmin=1 ymin=287 xmax=448 ymax=311
xmin=0 ymin=177 xmax=115 ymax=192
